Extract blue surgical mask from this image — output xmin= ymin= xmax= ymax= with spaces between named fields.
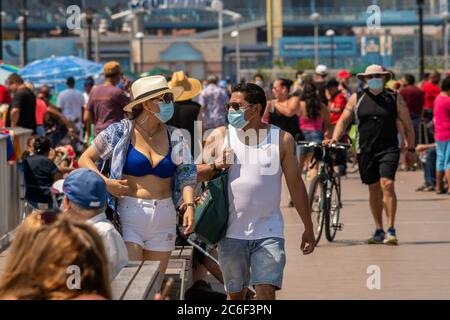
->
xmin=228 ymin=109 xmax=248 ymax=129
xmin=152 ymin=102 xmax=174 ymax=123
xmin=367 ymin=78 xmax=383 ymax=90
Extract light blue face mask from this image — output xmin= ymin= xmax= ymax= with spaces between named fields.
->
xmin=228 ymin=109 xmax=248 ymax=129
xmin=367 ymin=78 xmax=383 ymax=90
xmin=152 ymin=102 xmax=174 ymax=123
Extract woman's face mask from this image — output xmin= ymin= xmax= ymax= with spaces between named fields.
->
xmin=143 ymin=94 xmax=175 ymax=123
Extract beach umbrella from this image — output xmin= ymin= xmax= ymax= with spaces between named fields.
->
xmin=19 ymin=55 xmax=103 ymax=90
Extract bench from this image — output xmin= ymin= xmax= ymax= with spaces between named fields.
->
xmin=164 ymin=246 xmax=194 ymax=300
xmin=111 ymin=260 xmax=161 ymax=300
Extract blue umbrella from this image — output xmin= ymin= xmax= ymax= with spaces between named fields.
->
xmin=19 ymin=55 xmax=103 ymax=90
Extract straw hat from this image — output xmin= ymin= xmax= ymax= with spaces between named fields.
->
xmin=356 ymin=64 xmax=391 ymax=80
xmin=123 ymin=75 xmax=184 ymax=113
xmin=168 ymin=71 xmax=202 ymax=101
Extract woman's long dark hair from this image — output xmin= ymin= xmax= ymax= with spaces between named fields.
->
xmin=300 ymin=82 xmax=321 ymax=120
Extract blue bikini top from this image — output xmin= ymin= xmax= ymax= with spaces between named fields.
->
xmin=122 ymin=131 xmax=177 ymax=178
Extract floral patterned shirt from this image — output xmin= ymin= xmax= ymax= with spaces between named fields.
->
xmin=92 ymin=118 xmax=197 ymax=208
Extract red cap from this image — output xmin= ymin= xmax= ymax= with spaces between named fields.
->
xmin=337 ymin=70 xmax=351 ymax=79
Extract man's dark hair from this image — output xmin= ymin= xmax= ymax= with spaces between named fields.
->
xmin=442 ymin=76 xmax=450 ymax=92
xmin=277 ymin=78 xmax=293 ymax=92
xmin=326 ymin=79 xmax=339 ymax=89
xmin=33 ymin=136 xmax=52 ymax=155
xmin=253 ymin=73 xmax=264 ymax=81
xmin=7 ymin=73 xmax=24 ymax=85
xmin=403 ymin=74 xmax=415 ymax=86
xmin=295 ymin=70 xmax=304 ymax=78
xmin=231 ymin=83 xmax=267 ymax=117
xmin=67 ymin=77 xmax=75 ymax=88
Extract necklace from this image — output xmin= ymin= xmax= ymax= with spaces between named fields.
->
xmin=136 ymin=123 xmax=160 ymax=140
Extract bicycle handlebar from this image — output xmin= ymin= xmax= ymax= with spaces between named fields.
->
xmin=296 ymin=141 xmax=351 ymax=149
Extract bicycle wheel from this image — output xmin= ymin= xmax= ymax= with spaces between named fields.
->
xmin=325 ymin=181 xmax=341 ymax=242
xmin=308 ymin=176 xmax=325 ymax=245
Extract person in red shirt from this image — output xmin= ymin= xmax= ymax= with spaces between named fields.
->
xmin=399 ymin=74 xmax=424 ymax=145
xmin=326 ymin=79 xmax=347 ymax=129
xmin=421 ymin=71 xmax=441 ymax=120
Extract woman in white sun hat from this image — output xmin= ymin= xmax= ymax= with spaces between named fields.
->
xmin=79 ymin=75 xmax=196 ymax=276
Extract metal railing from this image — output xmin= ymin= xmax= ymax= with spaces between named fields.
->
xmin=0 ymin=128 xmax=32 ymax=250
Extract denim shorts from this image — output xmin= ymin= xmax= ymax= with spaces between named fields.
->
xmin=436 ymin=140 xmax=450 ymax=171
xmin=299 ymin=130 xmax=324 ymax=156
xmin=217 ymin=237 xmax=286 ymax=293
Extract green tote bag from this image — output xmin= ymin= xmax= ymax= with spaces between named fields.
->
xmin=194 ymin=128 xmax=231 ymax=245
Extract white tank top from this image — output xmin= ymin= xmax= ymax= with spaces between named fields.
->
xmin=226 ymin=125 xmax=284 ymax=240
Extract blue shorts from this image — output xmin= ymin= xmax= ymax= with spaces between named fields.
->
xmin=217 ymin=237 xmax=286 ymax=294
xmin=299 ymin=130 xmax=324 ymax=156
xmin=436 ymin=140 xmax=450 ymax=171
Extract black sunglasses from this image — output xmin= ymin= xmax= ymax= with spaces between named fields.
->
xmin=152 ymin=92 xmax=174 ymax=104
xmin=366 ymin=74 xmax=382 ymax=79
xmin=225 ymin=102 xmax=253 ymax=111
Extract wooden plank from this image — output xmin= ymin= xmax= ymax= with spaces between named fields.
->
xmin=111 ymin=262 xmax=141 ymax=300
xmin=123 ymin=261 xmax=160 ymax=300
xmin=171 ymin=246 xmax=193 ymax=260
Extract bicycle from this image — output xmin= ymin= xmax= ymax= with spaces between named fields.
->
xmin=296 ymin=141 xmax=351 ymax=245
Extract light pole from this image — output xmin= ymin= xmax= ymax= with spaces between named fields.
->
xmin=326 ymin=29 xmax=335 ymax=68
xmin=231 ymin=28 xmax=240 ymax=83
xmin=135 ymin=32 xmax=144 ymax=74
xmin=85 ymin=8 xmax=94 ymax=61
xmin=417 ymin=0 xmax=425 ymax=80
xmin=211 ymin=0 xmax=224 ymax=75
xmin=311 ymin=12 xmax=320 ymax=66
xmin=121 ymin=20 xmax=134 ymax=73
xmin=442 ymin=11 xmax=449 ymax=72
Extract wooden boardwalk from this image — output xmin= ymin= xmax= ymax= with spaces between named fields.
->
xmin=278 ymin=171 xmax=450 ymax=300
xmin=1 ymin=170 xmax=449 ymax=300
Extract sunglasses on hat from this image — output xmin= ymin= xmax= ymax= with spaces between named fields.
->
xmin=151 ymin=92 xmax=174 ymax=104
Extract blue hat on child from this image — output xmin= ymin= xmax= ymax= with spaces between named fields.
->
xmin=63 ymin=168 xmax=107 ymax=209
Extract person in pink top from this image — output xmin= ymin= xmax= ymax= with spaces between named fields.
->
xmin=298 ymin=82 xmax=331 ymax=179
xmin=434 ymin=76 xmax=450 ymax=194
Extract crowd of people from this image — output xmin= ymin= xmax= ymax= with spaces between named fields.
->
xmin=0 ymin=57 xmax=449 ymax=300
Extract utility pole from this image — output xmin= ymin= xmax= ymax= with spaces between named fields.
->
xmin=21 ymin=0 xmax=28 ymax=66
xmin=418 ymin=0 xmax=425 ymax=80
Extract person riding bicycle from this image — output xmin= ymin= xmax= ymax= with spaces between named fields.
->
xmin=325 ymin=65 xmax=415 ymax=245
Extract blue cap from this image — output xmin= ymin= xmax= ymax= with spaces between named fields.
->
xmin=63 ymin=169 xmax=107 ymax=209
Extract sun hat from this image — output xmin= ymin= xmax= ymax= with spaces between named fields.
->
xmin=356 ymin=64 xmax=391 ymax=80
xmin=123 ymin=75 xmax=184 ymax=113
xmin=315 ymin=64 xmax=328 ymax=76
xmin=168 ymin=71 xmax=202 ymax=102
xmin=63 ymin=168 xmax=107 ymax=209
xmin=337 ymin=70 xmax=351 ymax=79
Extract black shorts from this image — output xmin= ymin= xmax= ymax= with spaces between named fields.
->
xmin=357 ymin=150 xmax=400 ymax=185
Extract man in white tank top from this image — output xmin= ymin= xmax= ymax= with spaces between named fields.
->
xmin=197 ymin=83 xmax=315 ymax=300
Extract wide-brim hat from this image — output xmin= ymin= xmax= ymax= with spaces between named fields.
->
xmin=168 ymin=71 xmax=202 ymax=102
xmin=123 ymin=75 xmax=184 ymax=113
xmin=356 ymin=64 xmax=391 ymax=80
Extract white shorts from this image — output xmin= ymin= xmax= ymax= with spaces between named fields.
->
xmin=117 ymin=196 xmax=177 ymax=252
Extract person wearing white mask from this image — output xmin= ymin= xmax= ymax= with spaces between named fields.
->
xmin=79 ymin=76 xmax=197 ymax=277
xmin=325 ymin=65 xmax=415 ymax=246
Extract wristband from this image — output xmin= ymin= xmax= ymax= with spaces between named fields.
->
xmin=185 ymin=203 xmax=195 ymax=209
